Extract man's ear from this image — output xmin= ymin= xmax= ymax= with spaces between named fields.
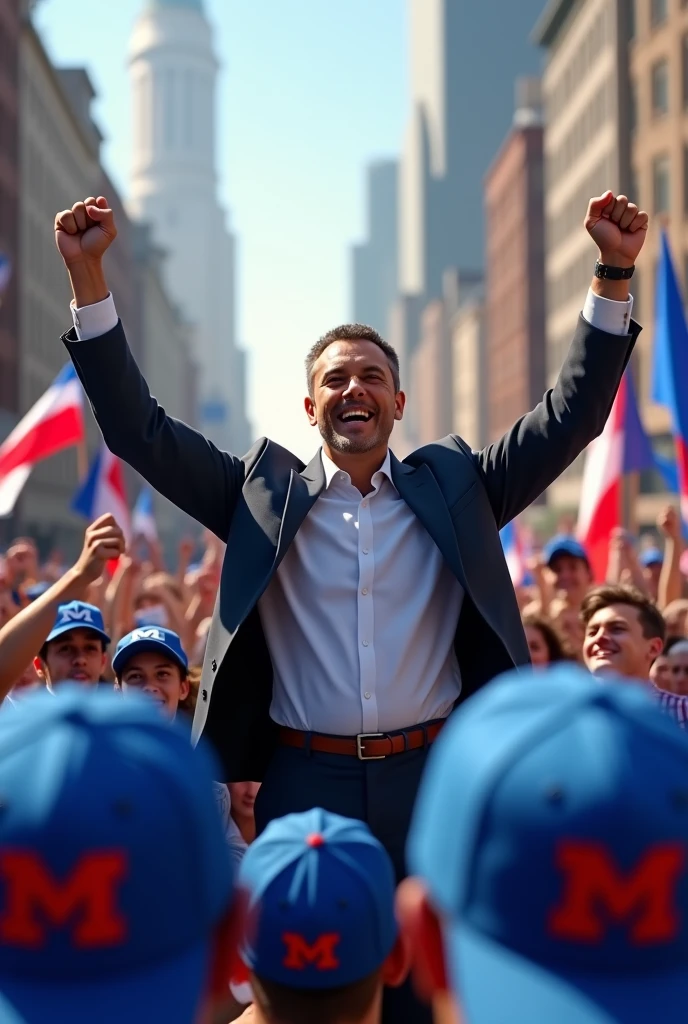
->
xmin=34 ymin=657 xmax=47 ymax=682
xmin=179 ymin=675 xmax=190 ymax=701
xmin=396 ymin=877 xmax=449 ymax=1002
xmin=381 ymin=930 xmax=412 ymax=988
xmin=304 ymin=394 xmax=318 ymax=426
xmin=649 ymin=636 xmax=664 ymax=662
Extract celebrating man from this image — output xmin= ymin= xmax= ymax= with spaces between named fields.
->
xmin=56 ymin=191 xmax=645 ymax=1023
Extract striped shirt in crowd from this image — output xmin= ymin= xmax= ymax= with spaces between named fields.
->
xmin=652 ymin=685 xmax=688 ymax=729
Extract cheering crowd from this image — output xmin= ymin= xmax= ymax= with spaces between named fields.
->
xmin=0 ymin=186 xmax=687 ymax=1023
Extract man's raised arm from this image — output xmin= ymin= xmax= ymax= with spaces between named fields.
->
xmin=473 ymin=191 xmax=648 ymax=529
xmin=54 ymin=197 xmax=245 ymax=540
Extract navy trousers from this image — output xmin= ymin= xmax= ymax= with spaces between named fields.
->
xmin=254 ymin=742 xmax=434 ymax=1024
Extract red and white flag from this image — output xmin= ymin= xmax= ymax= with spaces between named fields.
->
xmin=0 ymin=364 xmax=84 ymax=516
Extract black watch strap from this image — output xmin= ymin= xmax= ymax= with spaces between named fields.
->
xmin=594 ymin=261 xmax=635 ymax=280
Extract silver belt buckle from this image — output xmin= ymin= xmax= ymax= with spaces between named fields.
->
xmin=356 ymin=733 xmax=386 ymax=760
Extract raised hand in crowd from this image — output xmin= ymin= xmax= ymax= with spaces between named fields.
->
xmin=606 ymin=527 xmax=648 ymax=596
xmin=585 ymin=191 xmax=648 ymax=271
xmin=657 ymin=504 xmax=684 ymax=610
xmin=0 ymin=515 xmax=125 ymax=700
xmin=54 ymin=196 xmax=116 ymax=306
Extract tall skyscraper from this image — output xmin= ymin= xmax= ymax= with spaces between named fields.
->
xmin=351 ymin=160 xmax=398 ymax=332
xmin=128 ymin=0 xmax=251 ymax=454
xmin=399 ymin=0 xmax=546 ymax=303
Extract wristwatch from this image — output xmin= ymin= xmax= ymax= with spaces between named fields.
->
xmin=594 ymin=261 xmax=635 ymax=280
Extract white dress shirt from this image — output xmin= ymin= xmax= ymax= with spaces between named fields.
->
xmin=71 ymin=288 xmax=634 ymax=735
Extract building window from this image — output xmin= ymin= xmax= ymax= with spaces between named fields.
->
xmin=652 ymin=59 xmax=669 ymax=114
xmin=651 ymin=0 xmax=668 ymax=25
xmin=653 ymin=154 xmax=671 ymax=212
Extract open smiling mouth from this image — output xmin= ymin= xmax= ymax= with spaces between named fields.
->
xmin=338 ymin=409 xmax=374 ymax=424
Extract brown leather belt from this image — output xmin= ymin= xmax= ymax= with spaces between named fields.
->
xmin=278 ymin=721 xmax=445 ymax=760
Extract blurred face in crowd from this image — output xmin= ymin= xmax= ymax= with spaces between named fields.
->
xmin=549 ymin=554 xmax=592 ymax=608
xmin=650 ymin=654 xmax=671 ymax=691
xmin=668 ymin=648 xmax=688 ymax=697
xmin=664 ymin=601 xmax=688 ymax=640
xmin=642 ymin=562 xmax=662 ymax=601
xmin=118 ymin=652 xmax=189 ymax=717
xmin=525 ymin=624 xmax=550 ymax=667
xmin=229 ymin=782 xmax=260 ymax=822
xmin=36 ymin=628 xmax=107 ymax=688
xmin=305 ymin=339 xmax=405 ymax=456
xmin=583 ymin=603 xmax=663 ymax=681
xmin=6 ymin=539 xmax=38 ymax=585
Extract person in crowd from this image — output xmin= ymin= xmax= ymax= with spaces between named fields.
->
xmin=521 ymin=612 xmax=570 ymax=666
xmin=56 ymin=191 xmax=645 ymax=1024
xmin=547 ymin=596 xmax=585 ymax=660
xmin=656 ymin=505 xmax=685 ymax=610
xmin=542 ymin=534 xmax=593 ymax=613
xmin=113 ymin=624 xmax=248 ymax=874
xmin=667 ymin=639 xmax=688 ymax=697
xmin=229 ymin=781 xmax=261 ymax=846
xmin=400 ymin=664 xmax=688 ymax=1024
xmin=649 ymin=635 xmax=684 ymax=691
xmin=639 ymin=546 xmax=663 ymax=601
xmin=3 ymin=536 xmax=39 ymax=588
xmin=234 ymin=808 xmax=408 ymax=1024
xmin=0 ymin=685 xmax=238 ymax=1023
xmin=580 ymin=584 xmax=664 ymax=682
xmin=0 ymin=515 xmax=125 ymax=701
xmin=113 ymin=624 xmax=190 ymax=717
xmin=663 ymin=598 xmax=688 ymax=640
xmin=580 ymin=583 xmax=688 ymax=727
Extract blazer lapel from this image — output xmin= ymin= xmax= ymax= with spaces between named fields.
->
xmin=274 ymin=449 xmax=326 ymax=570
xmin=391 ymin=454 xmax=467 ymax=588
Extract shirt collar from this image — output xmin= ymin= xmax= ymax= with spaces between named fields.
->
xmin=320 ymin=449 xmax=396 ymax=492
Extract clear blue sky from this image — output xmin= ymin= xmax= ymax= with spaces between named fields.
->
xmin=35 ymin=0 xmax=407 ymax=459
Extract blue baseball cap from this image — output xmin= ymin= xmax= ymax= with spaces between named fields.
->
xmin=408 ymin=664 xmax=688 ymax=1024
xmin=238 ymin=808 xmax=397 ymax=989
xmin=45 ymin=601 xmax=110 ymax=646
xmin=0 ymin=686 xmax=234 ymax=1024
xmin=542 ymin=534 xmax=590 ymax=568
xmin=112 ymin=626 xmax=189 ymax=677
xmin=640 ymin=547 xmax=664 ymax=568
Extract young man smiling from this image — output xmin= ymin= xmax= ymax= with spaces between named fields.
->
xmin=57 ymin=190 xmax=647 ymax=1024
xmin=0 ymin=515 xmax=125 ymax=700
xmin=113 ymin=625 xmax=190 ymax=717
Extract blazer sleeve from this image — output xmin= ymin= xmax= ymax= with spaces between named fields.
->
xmin=469 ymin=314 xmax=640 ymax=530
xmin=62 ymin=320 xmax=245 ymax=540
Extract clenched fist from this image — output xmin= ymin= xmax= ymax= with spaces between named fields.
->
xmin=72 ymin=514 xmax=126 ymax=586
xmin=585 ymin=191 xmax=648 ymax=268
xmin=54 ymin=196 xmax=117 ymax=268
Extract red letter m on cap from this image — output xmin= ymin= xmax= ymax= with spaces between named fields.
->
xmin=282 ymin=932 xmax=341 ymax=971
xmin=549 ymin=841 xmax=685 ymax=945
xmin=0 ymin=851 xmax=128 ymax=948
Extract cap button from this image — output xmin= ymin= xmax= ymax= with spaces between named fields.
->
xmin=306 ymin=833 xmax=325 ymax=848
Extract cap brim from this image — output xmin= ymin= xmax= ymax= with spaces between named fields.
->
xmin=0 ymin=940 xmax=210 ymax=1024
xmin=449 ymin=923 xmax=688 ymax=1024
xmin=45 ymin=624 xmax=110 ymax=646
xmin=112 ymin=639 xmax=187 ymax=676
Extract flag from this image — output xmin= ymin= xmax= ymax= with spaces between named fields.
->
xmin=132 ymin=486 xmax=157 ymax=543
xmin=651 ymin=231 xmax=688 ymax=524
xmin=577 ymin=370 xmax=654 ymax=581
xmin=0 ymin=364 xmax=84 ymax=517
xmin=72 ymin=443 xmax=131 ymax=545
xmin=500 ymin=520 xmax=527 ymax=587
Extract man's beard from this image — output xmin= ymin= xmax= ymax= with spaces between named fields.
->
xmin=319 ymin=415 xmax=385 ymax=454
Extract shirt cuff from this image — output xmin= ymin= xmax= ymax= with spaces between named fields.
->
xmin=71 ymin=293 xmax=118 ymax=340
xmin=582 ymin=288 xmax=634 ymax=336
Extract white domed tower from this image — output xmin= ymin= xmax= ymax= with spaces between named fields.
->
xmin=128 ymin=0 xmax=251 ymax=452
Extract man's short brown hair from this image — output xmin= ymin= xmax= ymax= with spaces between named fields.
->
xmin=252 ymin=969 xmax=380 ymax=1024
xmin=305 ymin=324 xmax=400 ymax=397
xmin=580 ymin=584 xmax=666 ymax=641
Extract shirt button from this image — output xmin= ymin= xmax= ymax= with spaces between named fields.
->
xmin=362 ymin=640 xmax=369 ymax=647
xmin=362 ymin=548 xmax=369 ymax=555
xmin=364 ymin=692 xmax=371 ymax=699
xmin=361 ymin=588 xmax=368 ymax=595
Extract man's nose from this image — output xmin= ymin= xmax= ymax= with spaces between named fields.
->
xmin=342 ymin=377 xmax=365 ymax=397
